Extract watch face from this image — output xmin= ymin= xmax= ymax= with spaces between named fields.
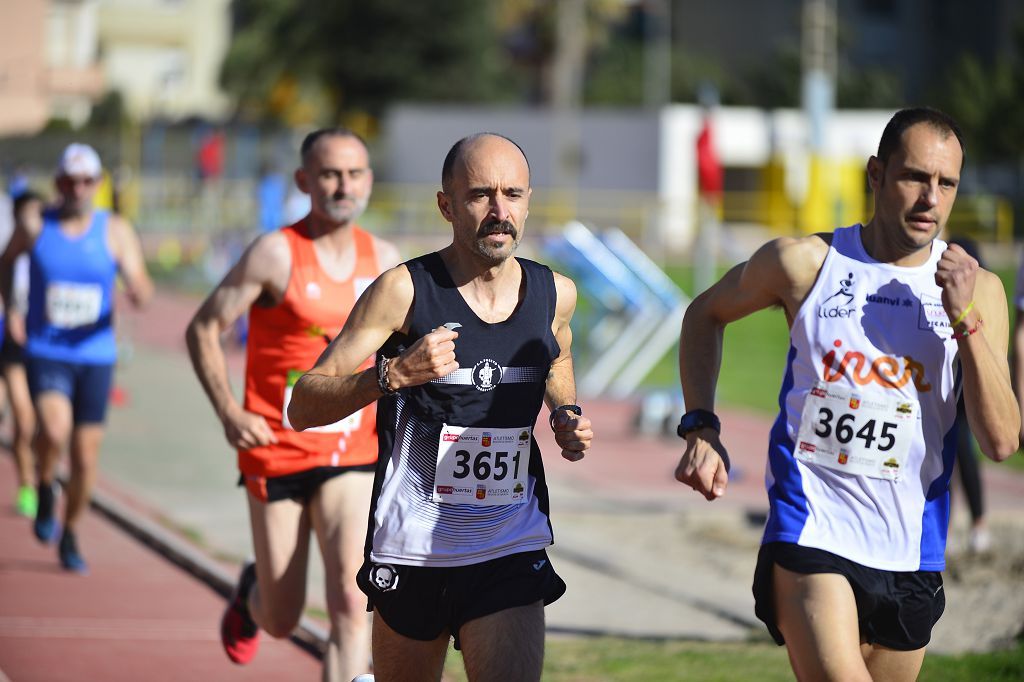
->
xmin=681 ymin=413 xmax=704 ymax=431
xmin=679 ymin=410 xmax=718 ymax=435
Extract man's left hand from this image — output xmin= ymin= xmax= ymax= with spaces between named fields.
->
xmin=935 ymin=243 xmax=979 ymax=322
xmin=552 ymin=409 xmax=593 ymax=462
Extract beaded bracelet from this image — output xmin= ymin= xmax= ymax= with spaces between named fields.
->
xmin=376 ymin=355 xmax=398 ymax=395
xmin=951 ymin=318 xmax=983 ymax=341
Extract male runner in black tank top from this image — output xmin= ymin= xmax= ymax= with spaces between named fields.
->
xmin=288 ymin=133 xmax=593 ymax=681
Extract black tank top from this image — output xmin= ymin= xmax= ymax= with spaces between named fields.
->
xmin=367 ymin=253 xmax=561 ymax=566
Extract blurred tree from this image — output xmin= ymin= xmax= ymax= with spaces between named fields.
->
xmin=498 ymin=0 xmax=629 ymax=104
xmin=937 ymin=22 xmax=1024 ymax=162
xmin=221 ymin=0 xmax=513 ymax=124
xmin=87 ymin=90 xmax=131 ymax=129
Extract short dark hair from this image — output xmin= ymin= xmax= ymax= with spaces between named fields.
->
xmin=13 ymin=189 xmax=43 ymax=214
xmin=441 ymin=133 xmax=531 ymax=193
xmin=876 ymin=107 xmax=965 ymax=167
xmin=299 ymin=127 xmax=368 ymax=165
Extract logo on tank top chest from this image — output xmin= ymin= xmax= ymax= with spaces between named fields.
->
xmin=818 ymin=272 xmax=857 ymax=319
xmin=305 ymin=282 xmax=322 ymax=299
xmin=472 ymin=359 xmax=503 ymax=391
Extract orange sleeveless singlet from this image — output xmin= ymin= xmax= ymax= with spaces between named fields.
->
xmin=239 ymin=221 xmax=381 ymax=481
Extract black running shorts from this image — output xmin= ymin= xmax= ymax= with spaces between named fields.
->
xmin=357 ymin=549 xmax=566 ymax=649
xmin=753 ymin=542 xmax=945 ymax=651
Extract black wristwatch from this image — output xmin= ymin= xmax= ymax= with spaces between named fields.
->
xmin=677 ymin=409 xmax=720 ymax=438
xmin=550 ymin=404 xmax=582 ymax=429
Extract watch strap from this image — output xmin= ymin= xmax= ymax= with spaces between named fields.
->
xmin=550 ymin=404 xmax=582 ymax=429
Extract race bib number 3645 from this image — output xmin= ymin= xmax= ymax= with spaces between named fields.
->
xmin=433 ymin=424 xmax=532 ymax=506
xmin=795 ymin=381 xmax=918 ymax=481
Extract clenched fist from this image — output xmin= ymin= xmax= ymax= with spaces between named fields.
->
xmin=388 ymin=327 xmax=460 ymax=389
xmin=935 ymin=243 xmax=979 ymax=323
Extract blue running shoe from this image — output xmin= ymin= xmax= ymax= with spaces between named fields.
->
xmin=34 ymin=516 xmax=60 ymax=544
xmin=59 ymin=530 xmax=88 ymax=575
xmin=33 ymin=482 xmax=60 ymax=544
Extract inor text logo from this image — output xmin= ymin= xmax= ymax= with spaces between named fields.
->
xmin=821 ymin=340 xmax=931 ymax=392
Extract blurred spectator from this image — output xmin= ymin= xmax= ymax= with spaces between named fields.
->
xmin=257 ymin=163 xmax=287 ymax=234
xmin=197 ymin=129 xmax=225 ymax=180
xmin=2 ymin=191 xmax=40 ymax=518
xmin=7 ymin=164 xmax=29 ymax=200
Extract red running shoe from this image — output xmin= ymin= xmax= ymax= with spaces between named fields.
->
xmin=221 ymin=562 xmax=260 ymax=664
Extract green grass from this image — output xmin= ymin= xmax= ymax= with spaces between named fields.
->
xmin=637 ymin=265 xmax=795 ymax=413
xmin=438 ymin=637 xmax=1024 ymax=681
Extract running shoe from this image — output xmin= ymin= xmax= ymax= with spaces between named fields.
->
xmin=968 ymin=527 xmax=992 ymax=554
xmin=221 ymin=562 xmax=260 ymax=664
xmin=58 ymin=530 xmax=88 ymax=575
xmin=16 ymin=485 xmax=37 ymax=518
xmin=33 ymin=482 xmax=59 ymax=544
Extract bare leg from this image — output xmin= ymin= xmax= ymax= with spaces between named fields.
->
xmin=33 ymin=392 xmax=72 ymax=488
xmin=65 ymin=424 xmax=104 ymax=531
xmin=773 ymin=565 xmax=872 ymax=682
xmin=863 ymin=642 xmax=926 ymax=681
xmin=5 ymin=363 xmax=37 ymax=489
xmin=458 ymin=601 xmax=544 ymax=682
xmin=310 ymin=471 xmax=374 ymax=682
xmin=371 ymin=609 xmax=449 ymax=682
xmin=246 ymin=490 xmax=312 ymax=637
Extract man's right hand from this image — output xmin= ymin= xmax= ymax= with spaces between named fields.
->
xmin=223 ymin=406 xmax=278 ymax=450
xmin=389 ymin=327 xmax=460 ymax=388
xmin=674 ymin=428 xmax=730 ymax=501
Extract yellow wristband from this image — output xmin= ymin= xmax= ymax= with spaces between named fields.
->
xmin=951 ymin=300 xmax=974 ymax=328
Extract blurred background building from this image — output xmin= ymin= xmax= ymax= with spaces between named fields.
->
xmin=0 ymin=0 xmax=230 ymax=134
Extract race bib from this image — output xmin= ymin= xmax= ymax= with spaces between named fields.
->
xmin=281 ymin=369 xmax=362 ymax=435
xmin=46 ymin=282 xmax=102 ymax=329
xmin=433 ymin=424 xmax=532 ymax=506
xmin=795 ymin=381 xmax=917 ymax=481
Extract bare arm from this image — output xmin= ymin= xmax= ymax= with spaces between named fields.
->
xmin=0 ymin=202 xmax=41 ymax=344
xmin=1015 ymin=309 xmax=1024 ymax=443
xmin=946 ymin=266 xmax=1019 ymax=460
xmin=109 ymin=215 xmax=154 ymax=307
xmin=543 ymin=273 xmax=593 ymax=462
xmin=676 ymin=235 xmax=827 ymax=500
xmin=288 ymin=265 xmax=461 ymax=430
xmin=185 ymin=233 xmax=288 ymax=449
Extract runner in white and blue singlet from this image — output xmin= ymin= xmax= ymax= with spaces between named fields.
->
xmin=674 ymin=108 xmax=1018 ymax=682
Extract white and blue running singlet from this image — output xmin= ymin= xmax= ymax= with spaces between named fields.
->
xmin=368 ymin=253 xmax=561 ymax=567
xmin=764 ymin=224 xmax=960 ymax=572
xmin=27 ymin=209 xmax=118 ymax=365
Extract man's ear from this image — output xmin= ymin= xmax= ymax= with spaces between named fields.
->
xmin=294 ymin=167 xmax=309 ymax=195
xmin=436 ymin=190 xmax=453 ymax=223
xmin=866 ymin=156 xmax=884 ymax=191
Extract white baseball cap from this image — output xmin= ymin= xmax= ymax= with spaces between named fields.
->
xmin=57 ymin=143 xmax=102 ymax=178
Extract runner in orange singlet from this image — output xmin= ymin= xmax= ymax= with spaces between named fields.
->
xmin=186 ymin=128 xmax=399 ymax=681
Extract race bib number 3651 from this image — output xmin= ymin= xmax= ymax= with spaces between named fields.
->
xmin=433 ymin=424 xmax=532 ymax=506
xmin=795 ymin=381 xmax=918 ymax=481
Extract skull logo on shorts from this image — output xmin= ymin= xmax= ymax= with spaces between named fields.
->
xmin=369 ymin=563 xmax=400 ymax=591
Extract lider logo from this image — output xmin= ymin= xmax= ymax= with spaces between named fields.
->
xmin=821 ymin=340 xmax=931 ymax=392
